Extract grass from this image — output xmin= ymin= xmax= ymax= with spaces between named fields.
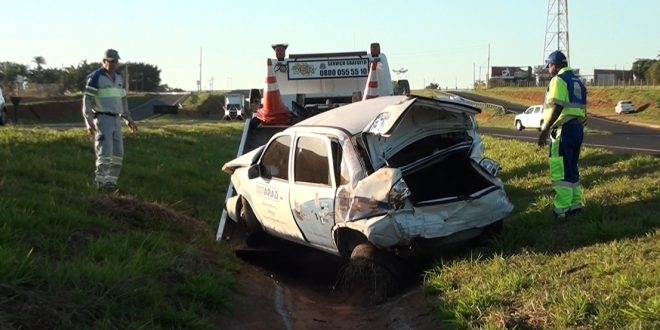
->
xmin=0 ymin=122 xmax=245 ymax=329
xmin=424 ymin=137 xmax=660 ymax=329
xmin=1 ymin=112 xmax=659 ymax=329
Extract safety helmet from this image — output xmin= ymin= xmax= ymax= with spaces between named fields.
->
xmin=544 ymin=50 xmax=567 ymax=69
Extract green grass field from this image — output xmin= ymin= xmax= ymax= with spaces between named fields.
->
xmin=1 ymin=116 xmax=658 ymax=328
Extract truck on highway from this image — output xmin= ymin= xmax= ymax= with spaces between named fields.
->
xmin=223 ymin=94 xmax=245 ymax=120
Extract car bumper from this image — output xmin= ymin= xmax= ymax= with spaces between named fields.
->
xmin=339 ymin=188 xmax=513 ymax=248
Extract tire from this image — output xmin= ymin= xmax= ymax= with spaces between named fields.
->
xmin=538 ymin=120 xmax=544 ymax=132
xmin=346 ymin=243 xmax=412 ymax=300
xmin=515 ymin=120 xmax=524 ymax=131
xmin=240 ymin=197 xmax=265 ymax=246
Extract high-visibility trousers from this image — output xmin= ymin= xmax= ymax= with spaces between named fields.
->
xmin=548 ymin=120 xmax=584 ymax=215
xmin=93 ymin=115 xmax=124 ymax=186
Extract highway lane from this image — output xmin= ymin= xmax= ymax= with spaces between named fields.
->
xmin=449 ymin=91 xmax=660 ymax=156
xmin=130 ymin=93 xmax=190 ymax=120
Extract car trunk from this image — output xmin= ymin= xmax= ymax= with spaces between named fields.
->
xmin=395 ymin=140 xmax=496 ymax=205
xmin=362 ymin=97 xmax=497 ymax=206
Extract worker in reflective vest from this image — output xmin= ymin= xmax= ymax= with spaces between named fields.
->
xmin=537 ymin=50 xmax=587 ymax=219
xmin=82 ymin=49 xmax=138 ymax=191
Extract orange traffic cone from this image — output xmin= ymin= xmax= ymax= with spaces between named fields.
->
xmin=256 ymin=58 xmax=292 ymax=125
xmin=362 ymin=60 xmax=380 ymax=100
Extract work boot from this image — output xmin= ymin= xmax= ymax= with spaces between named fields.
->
xmin=102 ymin=182 xmax=119 ymax=193
xmin=552 ymin=210 xmax=567 ymax=221
xmin=567 ymin=207 xmax=583 ymax=216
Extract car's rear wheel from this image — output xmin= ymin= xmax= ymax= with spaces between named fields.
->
xmin=538 ymin=120 xmax=544 ymax=131
xmin=515 ymin=120 xmax=524 ymax=131
xmin=344 ymin=243 xmax=411 ymax=301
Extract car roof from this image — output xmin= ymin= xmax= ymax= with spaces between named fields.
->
xmin=292 ymin=95 xmax=479 ymax=135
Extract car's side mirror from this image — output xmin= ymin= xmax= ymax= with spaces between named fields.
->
xmin=248 ymin=163 xmax=261 ymax=179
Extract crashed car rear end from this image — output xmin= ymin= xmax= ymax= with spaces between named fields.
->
xmin=221 ymin=95 xmax=513 ymax=259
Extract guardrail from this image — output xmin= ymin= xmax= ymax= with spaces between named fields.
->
xmin=446 ymin=94 xmax=507 ymax=114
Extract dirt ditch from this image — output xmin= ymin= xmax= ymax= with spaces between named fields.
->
xmin=218 ymin=237 xmax=440 ymax=330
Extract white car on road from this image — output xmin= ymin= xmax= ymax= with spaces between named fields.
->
xmin=615 ymin=100 xmax=635 ymax=114
xmin=514 ymin=105 xmax=545 ymax=131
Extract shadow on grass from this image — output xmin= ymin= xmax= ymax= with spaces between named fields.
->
xmin=635 ymin=103 xmax=651 ymax=113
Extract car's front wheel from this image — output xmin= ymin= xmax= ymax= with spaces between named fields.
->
xmin=240 ymin=197 xmax=266 ymax=246
xmin=515 ymin=120 xmax=524 ymax=131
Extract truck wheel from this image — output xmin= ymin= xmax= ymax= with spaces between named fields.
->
xmin=538 ymin=120 xmax=544 ymax=132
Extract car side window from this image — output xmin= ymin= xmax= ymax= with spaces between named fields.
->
xmin=534 ymin=107 xmax=542 ymax=114
xmin=525 ymin=108 xmax=533 ymax=114
xmin=294 ymin=136 xmax=330 ymax=186
xmin=260 ymin=135 xmax=291 ymax=180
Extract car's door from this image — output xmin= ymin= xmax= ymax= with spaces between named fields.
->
xmin=532 ymin=106 xmax=543 ymax=127
xmin=288 ymin=133 xmax=339 ymax=250
xmin=251 ymin=134 xmax=305 ymax=242
xmin=521 ymin=107 xmax=534 ymax=127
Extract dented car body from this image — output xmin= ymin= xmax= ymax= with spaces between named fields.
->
xmin=222 ymin=95 xmax=513 ymax=257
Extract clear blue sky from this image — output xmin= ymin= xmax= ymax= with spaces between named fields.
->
xmin=3 ymin=0 xmax=658 ymax=91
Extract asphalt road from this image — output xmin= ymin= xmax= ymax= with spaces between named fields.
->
xmin=449 ymin=91 xmax=660 ymax=156
xmin=130 ymin=93 xmax=190 ymax=120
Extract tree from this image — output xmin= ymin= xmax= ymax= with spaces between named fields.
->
xmin=124 ymin=62 xmax=161 ymax=92
xmin=0 ymin=62 xmax=29 ymax=93
xmin=425 ymin=82 xmax=439 ymax=90
xmin=33 ymin=56 xmax=46 ymax=70
xmin=631 ymin=58 xmax=657 ymax=81
xmin=646 ymin=61 xmax=660 ymax=85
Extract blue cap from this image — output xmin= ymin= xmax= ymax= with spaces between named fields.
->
xmin=544 ymin=50 xmax=567 ymax=69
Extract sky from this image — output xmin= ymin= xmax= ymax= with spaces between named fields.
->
xmin=2 ymin=0 xmax=659 ymax=91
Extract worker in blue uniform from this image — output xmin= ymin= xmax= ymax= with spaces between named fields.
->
xmin=537 ymin=50 xmax=587 ymax=219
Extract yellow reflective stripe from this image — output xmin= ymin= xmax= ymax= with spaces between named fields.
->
xmin=96 ymin=156 xmax=113 ymax=166
xmin=110 ymin=156 xmax=123 ymax=165
xmin=85 ymin=86 xmax=98 ymax=96
xmin=97 ymin=87 xmax=126 ymax=98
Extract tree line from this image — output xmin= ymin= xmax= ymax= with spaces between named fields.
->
xmin=0 ymin=56 xmax=180 ymax=96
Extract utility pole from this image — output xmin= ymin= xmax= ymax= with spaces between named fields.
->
xmin=473 ymin=62 xmax=476 ymax=89
xmin=199 ymin=47 xmax=203 ymax=92
xmin=487 ymin=43 xmax=491 ymax=88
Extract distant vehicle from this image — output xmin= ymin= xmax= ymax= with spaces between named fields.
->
xmin=0 ymin=88 xmax=6 ymax=126
xmin=223 ymin=94 xmax=245 ymax=120
xmin=514 ymin=105 xmax=545 ymax=131
xmin=615 ymin=100 xmax=635 ymax=114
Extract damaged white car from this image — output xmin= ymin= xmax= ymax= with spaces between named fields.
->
xmin=221 ymin=95 xmax=513 ymax=261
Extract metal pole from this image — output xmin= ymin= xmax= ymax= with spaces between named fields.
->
xmin=199 ymin=47 xmax=203 ymax=92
